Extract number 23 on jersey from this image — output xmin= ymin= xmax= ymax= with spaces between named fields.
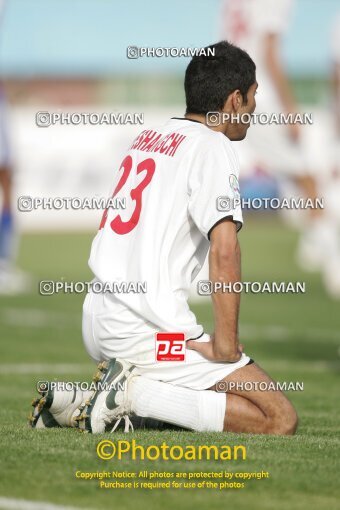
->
xmin=99 ymin=155 xmax=155 ymax=235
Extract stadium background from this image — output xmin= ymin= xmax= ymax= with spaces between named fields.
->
xmin=0 ymin=1 xmax=339 ymax=509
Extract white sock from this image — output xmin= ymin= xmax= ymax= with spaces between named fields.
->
xmin=128 ymin=376 xmax=226 ymax=432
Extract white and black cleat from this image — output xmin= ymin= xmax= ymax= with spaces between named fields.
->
xmin=29 ymin=392 xmax=58 ymax=429
xmin=29 ymin=387 xmax=94 ymax=429
xmin=75 ymin=358 xmax=133 ymax=434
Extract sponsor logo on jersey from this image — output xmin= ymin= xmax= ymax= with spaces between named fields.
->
xmin=229 ymin=174 xmax=240 ymax=198
xmin=155 ymin=332 xmax=186 ymax=361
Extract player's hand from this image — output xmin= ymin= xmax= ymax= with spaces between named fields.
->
xmin=187 ymin=336 xmax=243 ymax=363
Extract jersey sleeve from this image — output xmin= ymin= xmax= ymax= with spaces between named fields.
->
xmin=187 ymin=136 xmax=243 ymax=240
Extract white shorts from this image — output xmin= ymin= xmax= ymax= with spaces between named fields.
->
xmin=130 ymin=342 xmax=251 ymax=391
xmin=82 ymin=293 xmax=251 ymax=391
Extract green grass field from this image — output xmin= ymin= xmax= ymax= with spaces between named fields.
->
xmin=0 ymin=216 xmax=339 ymax=510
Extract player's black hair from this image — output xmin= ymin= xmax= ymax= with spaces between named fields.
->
xmin=184 ymin=41 xmax=256 ymax=114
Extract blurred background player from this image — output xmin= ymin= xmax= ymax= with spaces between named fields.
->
xmin=220 ymin=0 xmax=340 ymax=297
xmin=0 ymin=0 xmax=30 ymax=294
xmin=322 ymin=8 xmax=340 ymax=297
xmin=331 ymin=10 xmax=340 ymax=171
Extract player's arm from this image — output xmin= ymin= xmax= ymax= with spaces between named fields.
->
xmin=209 ymin=218 xmax=243 ymax=360
xmin=187 ymin=218 xmax=243 ymax=362
xmin=263 ymin=33 xmax=300 ymax=142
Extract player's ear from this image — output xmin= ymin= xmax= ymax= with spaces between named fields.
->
xmin=221 ymin=91 xmax=239 ymax=115
xmin=231 ymin=90 xmax=242 ymax=112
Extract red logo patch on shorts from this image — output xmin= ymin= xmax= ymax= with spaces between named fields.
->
xmin=155 ymin=332 xmax=186 ymax=361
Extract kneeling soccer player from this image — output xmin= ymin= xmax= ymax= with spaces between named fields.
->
xmin=30 ymin=41 xmax=298 ymax=436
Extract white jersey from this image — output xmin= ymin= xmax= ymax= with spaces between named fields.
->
xmin=88 ymin=118 xmax=242 ymax=355
xmin=221 ymin=0 xmax=293 ymax=108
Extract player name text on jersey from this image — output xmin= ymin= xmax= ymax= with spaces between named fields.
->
xmin=130 ymin=129 xmax=186 ymax=157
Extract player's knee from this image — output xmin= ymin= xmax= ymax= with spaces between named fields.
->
xmin=269 ymin=400 xmax=298 ymax=435
xmin=275 ymin=407 xmax=298 ymax=435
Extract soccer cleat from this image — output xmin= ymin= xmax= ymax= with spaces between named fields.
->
xmin=129 ymin=416 xmax=186 ymax=431
xmin=75 ymin=358 xmax=134 ymax=434
xmin=29 ymin=387 xmax=94 ymax=429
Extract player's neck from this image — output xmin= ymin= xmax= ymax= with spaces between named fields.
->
xmin=184 ymin=113 xmax=226 ymax=134
xmin=184 ymin=113 xmax=206 ymax=124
